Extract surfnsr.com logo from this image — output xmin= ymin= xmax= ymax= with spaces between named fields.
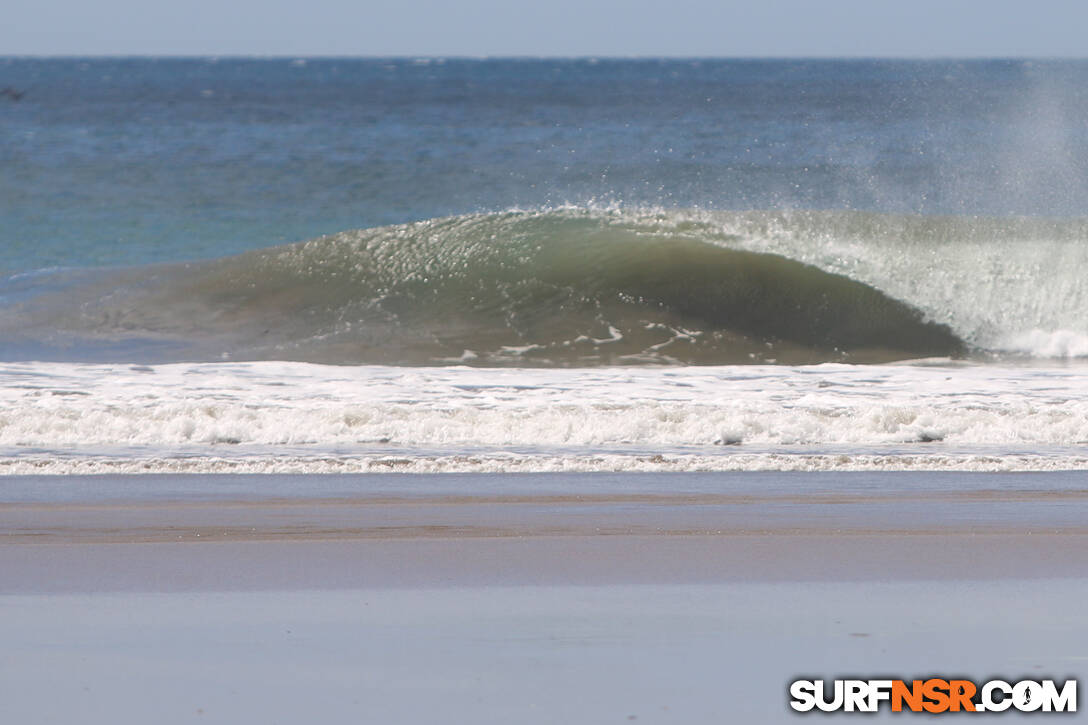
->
xmin=789 ymin=679 xmax=1077 ymax=713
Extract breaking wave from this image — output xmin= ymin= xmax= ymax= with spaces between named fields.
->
xmin=4 ymin=207 xmax=1087 ymax=365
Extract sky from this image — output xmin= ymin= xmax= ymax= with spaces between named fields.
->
xmin=5 ymin=0 xmax=1088 ymax=57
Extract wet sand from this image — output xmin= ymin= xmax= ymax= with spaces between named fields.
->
xmin=2 ymin=497 xmax=1088 ymax=592
xmin=1 ymin=472 xmax=1085 ymax=722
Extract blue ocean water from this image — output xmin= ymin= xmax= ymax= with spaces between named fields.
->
xmin=3 ymin=58 xmax=1088 ymax=468
xmin=4 ymin=58 xmax=1088 ymax=271
xmin=2 ymin=58 xmax=1088 ymax=365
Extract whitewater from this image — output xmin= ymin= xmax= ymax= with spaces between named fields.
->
xmin=3 ymin=359 xmax=1087 ymax=474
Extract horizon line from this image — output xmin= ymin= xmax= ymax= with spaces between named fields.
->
xmin=4 ymin=53 xmax=1088 ymax=61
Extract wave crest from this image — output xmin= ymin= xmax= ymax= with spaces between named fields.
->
xmin=1 ymin=209 xmax=969 ymax=365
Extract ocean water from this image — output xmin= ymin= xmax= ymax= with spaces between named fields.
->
xmin=3 ymin=58 xmax=1088 ymax=473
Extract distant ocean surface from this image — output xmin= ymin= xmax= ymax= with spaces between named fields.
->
xmin=3 ymin=58 xmax=1088 ymax=473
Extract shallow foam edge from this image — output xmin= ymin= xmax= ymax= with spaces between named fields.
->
xmin=5 ymin=452 xmax=1088 ymax=475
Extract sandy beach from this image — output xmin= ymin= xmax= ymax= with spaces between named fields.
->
xmin=2 ymin=472 xmax=1084 ymax=722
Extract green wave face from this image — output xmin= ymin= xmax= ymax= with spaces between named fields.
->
xmin=14 ymin=209 xmax=967 ymax=365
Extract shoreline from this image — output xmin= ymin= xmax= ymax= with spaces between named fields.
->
xmin=7 ymin=451 xmax=1088 ymax=474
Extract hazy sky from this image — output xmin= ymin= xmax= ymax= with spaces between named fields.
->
xmin=6 ymin=0 xmax=1088 ymax=57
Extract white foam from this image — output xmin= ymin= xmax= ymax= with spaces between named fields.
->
xmin=2 ymin=361 xmax=1088 ymax=473
xmin=998 ymin=328 xmax=1088 ymax=358
xmin=4 ymin=452 xmax=1088 ymax=476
